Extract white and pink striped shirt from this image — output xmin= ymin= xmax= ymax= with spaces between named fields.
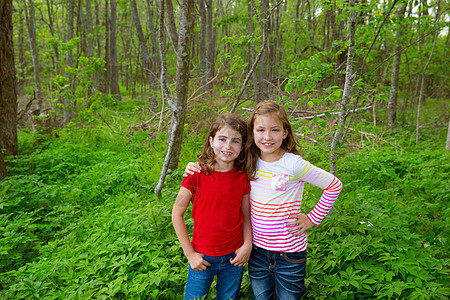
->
xmin=250 ymin=152 xmax=342 ymax=252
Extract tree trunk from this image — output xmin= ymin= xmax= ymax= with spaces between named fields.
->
xmin=146 ymin=0 xmax=160 ymax=82
xmin=17 ymin=14 xmax=25 ymax=97
xmin=330 ymin=0 xmax=356 ymax=176
xmin=387 ymin=3 xmax=406 ymax=127
xmin=131 ymin=0 xmax=157 ymax=110
xmin=103 ymin=0 xmax=110 ymax=94
xmin=446 ymin=118 xmax=450 ymax=151
xmin=258 ymin=0 xmax=269 ymax=102
xmin=206 ymin=0 xmax=215 ymax=90
xmin=23 ymin=0 xmax=44 ymax=111
xmin=85 ymin=0 xmax=93 ymax=57
xmin=416 ymin=0 xmax=440 ymax=146
xmin=63 ymin=0 xmax=75 ymax=125
xmin=110 ymin=0 xmax=121 ymax=99
xmin=166 ymin=0 xmax=178 ymax=51
xmin=247 ymin=0 xmax=258 ymax=103
xmin=155 ymin=0 xmax=195 ymax=199
xmin=0 ymin=0 xmax=18 ymax=156
xmin=198 ymin=0 xmax=206 ymax=85
xmin=0 ymin=152 xmax=7 ymax=180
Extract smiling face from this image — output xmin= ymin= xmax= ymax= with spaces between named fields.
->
xmin=209 ymin=125 xmax=243 ymax=171
xmin=253 ymin=113 xmax=288 ymax=162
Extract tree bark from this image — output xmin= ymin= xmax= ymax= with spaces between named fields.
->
xmin=166 ymin=0 xmax=178 ymax=51
xmin=155 ymin=0 xmax=195 ymax=199
xmin=110 ymin=0 xmax=121 ymax=99
xmin=198 ymin=0 xmax=206 ymax=85
xmin=387 ymin=3 xmax=406 ymax=127
xmin=205 ymin=0 xmax=215 ymax=90
xmin=247 ymin=0 xmax=258 ymax=103
xmin=446 ymin=118 xmax=450 ymax=151
xmin=131 ymin=0 xmax=157 ymax=110
xmin=258 ymin=0 xmax=269 ymax=102
xmin=85 ymin=0 xmax=93 ymax=57
xmin=63 ymin=0 xmax=75 ymax=125
xmin=146 ymin=0 xmax=160 ymax=81
xmin=0 ymin=0 xmax=18 ymax=156
xmin=0 ymin=152 xmax=7 ymax=180
xmin=330 ymin=0 xmax=356 ymax=176
xmin=416 ymin=0 xmax=440 ymax=146
xmin=23 ymin=0 xmax=44 ymax=111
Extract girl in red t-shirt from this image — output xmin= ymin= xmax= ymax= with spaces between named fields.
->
xmin=172 ymin=114 xmax=252 ymax=300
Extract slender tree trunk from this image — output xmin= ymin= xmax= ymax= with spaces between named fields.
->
xmin=247 ymin=0 xmax=258 ymax=103
xmin=155 ymin=0 xmax=195 ymax=199
xmin=103 ymin=0 xmax=110 ymax=94
xmin=166 ymin=0 xmax=178 ymax=51
xmin=258 ymin=0 xmax=269 ymax=102
xmin=387 ymin=3 xmax=406 ymax=127
xmin=79 ymin=0 xmax=87 ymax=55
xmin=416 ymin=0 xmax=440 ymax=146
xmin=85 ymin=0 xmax=93 ymax=57
xmin=330 ymin=0 xmax=356 ymax=177
xmin=110 ymin=0 xmax=121 ymax=99
xmin=0 ymin=152 xmax=7 ymax=180
xmin=17 ymin=14 xmax=25 ymax=97
xmin=206 ymin=0 xmax=215 ymax=90
xmin=446 ymin=118 xmax=450 ymax=150
xmin=146 ymin=0 xmax=160 ymax=81
xmin=0 ymin=0 xmax=18 ymax=156
xmin=23 ymin=0 xmax=44 ymax=111
xmin=198 ymin=0 xmax=206 ymax=85
xmin=63 ymin=0 xmax=75 ymax=125
xmin=131 ymin=0 xmax=157 ymax=110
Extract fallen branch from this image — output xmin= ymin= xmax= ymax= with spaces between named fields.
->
xmin=347 ymin=127 xmax=403 ymax=151
xmin=292 ymin=105 xmax=373 ymax=120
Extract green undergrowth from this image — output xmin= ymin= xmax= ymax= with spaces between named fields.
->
xmin=1 ymin=121 xmax=449 ymax=299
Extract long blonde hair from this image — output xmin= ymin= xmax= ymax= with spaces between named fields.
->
xmin=198 ymin=113 xmax=247 ymax=174
xmin=245 ymin=101 xmax=300 ymax=180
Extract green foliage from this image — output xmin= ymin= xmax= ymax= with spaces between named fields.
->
xmin=2 ymin=121 xmax=448 ymax=299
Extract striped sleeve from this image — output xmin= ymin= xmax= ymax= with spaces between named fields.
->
xmin=294 ymin=159 xmax=343 ymax=226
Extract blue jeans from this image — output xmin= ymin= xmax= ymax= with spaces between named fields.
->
xmin=184 ymin=252 xmax=244 ymax=300
xmin=249 ymin=246 xmax=307 ymax=300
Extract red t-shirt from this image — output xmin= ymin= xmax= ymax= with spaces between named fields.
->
xmin=181 ymin=166 xmax=251 ymax=256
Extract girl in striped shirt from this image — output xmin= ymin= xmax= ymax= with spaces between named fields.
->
xmin=185 ymin=101 xmax=342 ymax=299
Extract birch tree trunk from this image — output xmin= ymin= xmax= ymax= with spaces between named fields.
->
xmin=0 ymin=0 xmax=18 ymax=156
xmin=388 ymin=3 xmax=406 ymax=127
xmin=155 ymin=0 xmax=195 ymax=199
xmin=146 ymin=0 xmax=160 ymax=81
xmin=110 ymin=0 xmax=121 ymax=99
xmin=166 ymin=0 xmax=178 ymax=51
xmin=330 ymin=0 xmax=356 ymax=176
xmin=23 ymin=0 xmax=44 ymax=112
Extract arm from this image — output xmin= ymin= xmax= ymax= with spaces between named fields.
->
xmin=230 ymin=193 xmax=252 ymax=266
xmin=183 ymin=162 xmax=202 ymax=177
xmin=287 ymin=162 xmax=343 ymax=235
xmin=172 ymin=187 xmax=211 ymax=271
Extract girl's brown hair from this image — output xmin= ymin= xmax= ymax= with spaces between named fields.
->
xmin=198 ymin=113 xmax=247 ymax=174
xmin=245 ymin=101 xmax=300 ymax=180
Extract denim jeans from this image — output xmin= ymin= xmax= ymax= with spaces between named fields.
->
xmin=184 ymin=252 xmax=244 ymax=300
xmin=248 ymin=246 xmax=307 ymax=300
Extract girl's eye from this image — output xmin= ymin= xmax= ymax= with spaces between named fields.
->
xmin=233 ymin=140 xmax=240 ymax=144
xmin=219 ymin=138 xmax=226 ymax=142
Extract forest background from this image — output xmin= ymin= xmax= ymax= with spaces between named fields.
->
xmin=0 ymin=0 xmax=449 ymax=298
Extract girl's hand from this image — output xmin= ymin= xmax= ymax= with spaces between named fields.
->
xmin=286 ymin=213 xmax=314 ymax=235
xmin=187 ymin=252 xmax=211 ymax=271
xmin=183 ymin=162 xmax=202 ymax=177
xmin=230 ymin=243 xmax=252 ymax=267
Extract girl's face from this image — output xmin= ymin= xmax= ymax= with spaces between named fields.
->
xmin=253 ymin=113 xmax=288 ymax=162
xmin=209 ymin=125 xmax=243 ymax=170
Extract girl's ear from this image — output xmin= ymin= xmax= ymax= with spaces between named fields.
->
xmin=283 ymin=129 xmax=289 ymax=140
xmin=209 ymin=136 xmax=213 ymax=147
